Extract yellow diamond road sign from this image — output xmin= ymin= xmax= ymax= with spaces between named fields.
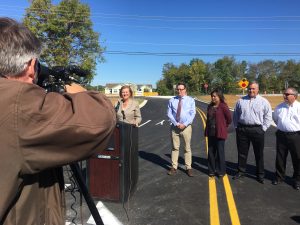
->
xmin=238 ymin=78 xmax=249 ymax=89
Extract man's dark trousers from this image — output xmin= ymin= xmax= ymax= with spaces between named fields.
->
xmin=236 ymin=125 xmax=265 ymax=178
xmin=275 ymin=130 xmax=300 ymax=183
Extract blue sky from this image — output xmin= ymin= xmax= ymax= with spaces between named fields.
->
xmin=1 ymin=0 xmax=300 ymax=87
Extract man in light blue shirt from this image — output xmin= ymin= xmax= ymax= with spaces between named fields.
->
xmin=233 ymin=81 xmax=272 ymax=183
xmin=167 ymin=82 xmax=196 ymax=177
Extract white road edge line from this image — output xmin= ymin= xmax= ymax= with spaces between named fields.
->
xmin=138 ymin=120 xmax=151 ymax=127
xmin=155 ymin=120 xmax=165 ymax=125
xmin=86 ymin=201 xmax=123 ymax=225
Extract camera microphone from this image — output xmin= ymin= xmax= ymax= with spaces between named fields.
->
xmin=121 ymin=110 xmax=126 ymax=120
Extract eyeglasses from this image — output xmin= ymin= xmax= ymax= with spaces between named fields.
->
xmin=248 ymin=88 xmax=256 ymax=90
xmin=284 ymin=93 xmax=295 ymax=97
xmin=176 ymin=88 xmax=185 ymax=91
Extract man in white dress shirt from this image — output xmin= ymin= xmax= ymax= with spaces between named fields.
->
xmin=272 ymin=87 xmax=300 ymax=190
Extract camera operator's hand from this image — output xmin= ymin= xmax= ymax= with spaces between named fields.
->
xmin=65 ymin=83 xmax=87 ymax=93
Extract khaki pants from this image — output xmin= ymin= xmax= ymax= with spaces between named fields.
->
xmin=170 ymin=125 xmax=192 ymax=170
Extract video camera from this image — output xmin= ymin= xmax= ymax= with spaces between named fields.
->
xmin=37 ymin=63 xmax=89 ymax=93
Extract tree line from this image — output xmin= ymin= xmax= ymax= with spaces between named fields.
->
xmin=156 ymin=57 xmax=300 ymax=95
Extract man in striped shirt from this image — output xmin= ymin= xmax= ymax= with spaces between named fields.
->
xmin=232 ymin=81 xmax=272 ymax=183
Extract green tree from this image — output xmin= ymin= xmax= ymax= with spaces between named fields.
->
xmin=247 ymin=63 xmax=258 ymax=81
xmin=23 ymin=0 xmax=104 ymax=83
xmin=288 ymin=62 xmax=300 ymax=90
xmin=177 ymin=63 xmax=191 ymax=89
xmin=156 ymin=79 xmax=172 ymax=95
xmin=256 ymin=60 xmax=278 ymax=93
xmin=280 ymin=60 xmax=299 ymax=90
xmin=189 ymin=58 xmax=207 ymax=93
xmin=212 ymin=57 xmax=236 ymax=93
xmin=203 ymin=63 xmax=215 ymax=93
xmin=232 ymin=60 xmax=247 ymax=81
xmin=161 ymin=63 xmax=178 ymax=92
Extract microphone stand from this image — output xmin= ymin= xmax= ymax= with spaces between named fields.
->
xmin=70 ymin=163 xmax=104 ymax=225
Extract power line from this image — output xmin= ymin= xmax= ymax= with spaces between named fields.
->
xmin=2 ymin=5 xmax=300 ymax=20
xmin=2 ymin=4 xmax=300 ymax=31
xmin=88 ymin=14 xmax=300 ymax=23
xmin=104 ymin=50 xmax=300 ymax=57
xmin=15 ymin=34 xmax=300 ymax=48
xmin=96 ymin=23 xmax=300 ymax=31
xmin=2 ymin=4 xmax=300 ymax=23
xmin=2 ymin=14 xmax=299 ymax=30
xmin=2 ymin=3 xmax=300 ymax=57
xmin=85 ymin=13 xmax=300 ymax=20
xmin=105 ymin=41 xmax=300 ymax=47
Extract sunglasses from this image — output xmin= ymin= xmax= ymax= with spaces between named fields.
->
xmin=176 ymin=88 xmax=185 ymax=91
xmin=283 ymin=93 xmax=294 ymax=97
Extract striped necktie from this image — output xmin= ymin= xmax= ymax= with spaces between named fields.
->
xmin=176 ymin=97 xmax=182 ymax=122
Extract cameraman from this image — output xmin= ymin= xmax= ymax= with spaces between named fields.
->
xmin=0 ymin=17 xmax=116 ymax=225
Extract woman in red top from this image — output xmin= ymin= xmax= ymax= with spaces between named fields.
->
xmin=205 ymin=89 xmax=232 ymax=178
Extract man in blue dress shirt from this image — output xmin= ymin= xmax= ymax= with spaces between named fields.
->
xmin=167 ymin=82 xmax=196 ymax=177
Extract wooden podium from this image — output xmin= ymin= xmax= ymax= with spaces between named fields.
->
xmin=88 ymin=122 xmax=138 ymax=202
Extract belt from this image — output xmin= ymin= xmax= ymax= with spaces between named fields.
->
xmin=238 ymin=123 xmax=261 ymax=128
xmin=278 ymin=130 xmax=300 ymax=135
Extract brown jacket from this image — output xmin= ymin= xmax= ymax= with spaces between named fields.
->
xmin=0 ymin=78 xmax=116 ymax=225
xmin=115 ymin=98 xmax=142 ymax=125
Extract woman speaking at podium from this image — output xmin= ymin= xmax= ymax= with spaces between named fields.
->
xmin=115 ymin=85 xmax=142 ymax=126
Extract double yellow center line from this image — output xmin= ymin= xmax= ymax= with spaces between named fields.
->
xmin=196 ymin=108 xmax=241 ymax=225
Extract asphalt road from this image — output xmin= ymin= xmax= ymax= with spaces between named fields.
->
xmin=65 ymin=96 xmax=300 ymax=225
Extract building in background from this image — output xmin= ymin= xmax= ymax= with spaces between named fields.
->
xmin=104 ymin=83 xmax=155 ymax=96
xmin=136 ymin=84 xmax=153 ymax=96
xmin=104 ymin=83 xmax=124 ymax=95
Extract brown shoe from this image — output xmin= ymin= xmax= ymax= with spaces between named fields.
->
xmin=167 ymin=168 xmax=177 ymax=175
xmin=187 ymin=169 xmax=194 ymax=177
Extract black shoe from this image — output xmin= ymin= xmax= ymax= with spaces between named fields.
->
xmin=256 ymin=177 xmax=264 ymax=184
xmin=232 ymin=173 xmax=244 ymax=180
xmin=272 ymin=179 xmax=282 ymax=185
xmin=293 ymin=183 xmax=300 ymax=190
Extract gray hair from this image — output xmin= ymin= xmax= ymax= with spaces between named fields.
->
xmin=248 ymin=81 xmax=259 ymax=89
xmin=0 ymin=17 xmax=42 ymax=77
xmin=286 ymin=87 xmax=298 ymax=97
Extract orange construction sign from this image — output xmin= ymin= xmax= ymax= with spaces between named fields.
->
xmin=238 ymin=78 xmax=249 ymax=89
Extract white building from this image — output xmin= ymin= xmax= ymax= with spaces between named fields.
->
xmin=104 ymin=83 xmax=138 ymax=95
xmin=104 ymin=83 xmax=123 ymax=95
